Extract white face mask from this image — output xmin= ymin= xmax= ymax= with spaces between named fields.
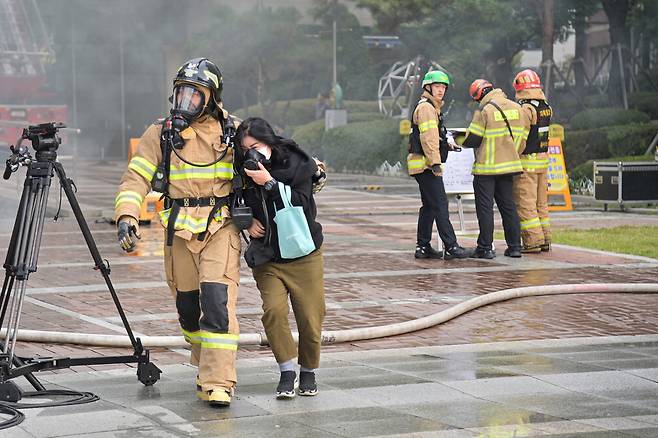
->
xmin=257 ymin=146 xmax=272 ymax=160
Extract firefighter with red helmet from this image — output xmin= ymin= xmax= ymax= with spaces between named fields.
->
xmin=512 ymin=69 xmax=553 ymax=252
xmin=461 ymin=79 xmax=525 ymax=259
xmin=407 ymin=70 xmax=470 ymax=260
xmin=115 ymin=58 xmax=240 ymax=407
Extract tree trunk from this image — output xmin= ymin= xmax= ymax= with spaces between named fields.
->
xmin=601 ymin=0 xmax=631 ymax=104
xmin=541 ymin=0 xmax=555 ymax=88
xmin=574 ymin=6 xmax=587 ymax=96
xmin=490 ymin=54 xmax=516 ymax=97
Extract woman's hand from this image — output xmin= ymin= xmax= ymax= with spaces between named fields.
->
xmin=247 ymin=217 xmax=265 ymax=238
xmin=244 ymin=162 xmax=272 ymax=186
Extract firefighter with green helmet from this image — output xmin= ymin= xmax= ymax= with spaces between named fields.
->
xmin=407 ymin=70 xmax=470 ymax=260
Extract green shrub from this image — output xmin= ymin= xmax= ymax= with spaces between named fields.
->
xmin=583 ymin=94 xmax=610 ymax=108
xmin=552 ymin=94 xmax=582 ymax=123
xmin=347 ymin=112 xmax=386 ymax=123
xmin=322 ymin=119 xmax=403 ymax=172
xmin=291 ymin=119 xmax=326 ymax=159
xmin=570 ymin=108 xmax=649 ymax=130
xmin=606 ymin=123 xmax=658 ymax=156
xmin=233 ymin=99 xmax=382 ymax=130
xmin=233 ymin=99 xmax=317 ymax=128
xmin=564 ymin=123 xmax=658 ymax=169
xmin=629 ymin=92 xmax=658 ymax=119
xmin=563 ymin=129 xmax=610 ymax=170
xmin=344 ymin=100 xmax=380 ymax=113
xmin=570 ymin=154 xmax=654 ymax=182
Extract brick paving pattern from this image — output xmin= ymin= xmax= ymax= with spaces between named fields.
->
xmin=0 ymin=161 xmax=656 ymax=373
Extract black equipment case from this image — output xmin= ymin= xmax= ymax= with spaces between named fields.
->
xmin=593 ymin=161 xmax=658 ymax=209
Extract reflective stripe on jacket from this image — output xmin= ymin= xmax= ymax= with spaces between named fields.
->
xmin=407 ymin=91 xmax=443 ymax=176
xmin=115 ymin=112 xmax=235 ymax=241
xmin=463 ymin=89 xmax=525 ymax=176
xmin=516 ymin=88 xmax=551 ymax=173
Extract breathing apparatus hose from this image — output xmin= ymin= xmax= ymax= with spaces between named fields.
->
xmin=3 ymin=283 xmax=658 ymax=348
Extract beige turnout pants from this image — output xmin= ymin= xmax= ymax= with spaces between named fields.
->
xmin=513 ymin=171 xmax=551 ymax=249
xmin=164 ymin=224 xmax=241 ymax=392
xmin=253 ymin=248 xmax=325 ymax=369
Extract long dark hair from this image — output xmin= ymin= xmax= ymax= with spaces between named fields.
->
xmin=234 ymin=117 xmax=301 ymax=166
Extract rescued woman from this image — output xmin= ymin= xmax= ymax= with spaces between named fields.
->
xmin=235 ymin=117 xmax=325 ymax=399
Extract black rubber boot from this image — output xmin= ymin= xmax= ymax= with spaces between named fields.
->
xmin=469 ymin=247 xmax=496 ymax=259
xmin=414 ymin=245 xmax=443 ymax=259
xmin=504 ymin=247 xmax=522 ymax=258
xmin=444 ymin=245 xmax=472 ymax=260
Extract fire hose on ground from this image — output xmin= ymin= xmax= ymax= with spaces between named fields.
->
xmin=3 ymin=283 xmax=658 ymax=348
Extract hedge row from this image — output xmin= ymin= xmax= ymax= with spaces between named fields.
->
xmin=321 ymin=119 xmax=405 ymax=172
xmin=234 ymin=99 xmax=381 ymax=129
xmin=291 ymin=119 xmax=325 ymax=158
xmin=569 ymin=108 xmax=649 ymax=130
xmin=629 ymin=92 xmax=658 ymax=119
xmin=570 ymin=154 xmax=654 ymax=182
xmin=292 ymin=112 xmax=390 ymax=161
xmin=564 ymin=123 xmax=658 ymax=170
xmin=290 ymin=116 xmax=657 ymax=174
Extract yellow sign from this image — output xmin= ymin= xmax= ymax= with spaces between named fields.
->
xmin=549 ymin=123 xmax=564 ymax=141
xmin=547 ymin=135 xmax=572 ymax=211
xmin=399 ymin=119 xmax=411 ymax=135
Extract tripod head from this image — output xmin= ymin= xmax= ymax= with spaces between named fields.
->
xmin=3 ymin=122 xmax=65 ymax=180
xmin=24 ymin=122 xmax=64 ymax=153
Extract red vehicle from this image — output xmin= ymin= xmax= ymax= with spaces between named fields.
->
xmin=0 ymin=1 xmax=67 ymax=152
xmin=0 ymin=105 xmax=68 ymax=148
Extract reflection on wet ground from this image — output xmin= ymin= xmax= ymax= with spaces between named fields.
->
xmin=8 ymin=336 xmax=656 ymax=437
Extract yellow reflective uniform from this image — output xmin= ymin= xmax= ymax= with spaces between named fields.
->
xmin=513 ymin=88 xmax=551 ymax=249
xmin=407 ymin=91 xmax=443 ymax=176
xmin=464 ymin=88 xmax=526 ymax=176
xmin=115 ymin=110 xmax=241 ymax=394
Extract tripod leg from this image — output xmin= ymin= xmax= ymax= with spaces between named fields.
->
xmin=12 ymin=355 xmax=44 ymax=391
xmin=4 ymin=182 xmax=30 ymax=270
xmin=53 ymin=163 xmax=142 ymax=353
xmin=4 ymin=177 xmax=51 ymax=364
xmin=0 ymin=275 xmax=14 ymax=328
xmin=1 ymin=165 xmax=52 ymax=377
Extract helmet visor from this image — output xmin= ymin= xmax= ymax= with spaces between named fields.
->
xmin=173 ymin=84 xmax=205 ymax=118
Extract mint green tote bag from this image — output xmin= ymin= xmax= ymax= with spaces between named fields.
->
xmin=273 ymin=182 xmax=316 ymax=259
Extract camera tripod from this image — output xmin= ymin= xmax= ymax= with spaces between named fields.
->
xmin=0 ymin=124 xmax=160 ymax=406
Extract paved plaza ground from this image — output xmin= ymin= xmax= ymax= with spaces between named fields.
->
xmin=0 ymin=160 xmax=656 ymax=437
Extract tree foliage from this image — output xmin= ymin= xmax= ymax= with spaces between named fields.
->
xmin=358 ymin=0 xmax=573 ymax=97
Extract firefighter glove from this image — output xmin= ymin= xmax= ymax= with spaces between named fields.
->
xmin=117 ymin=216 xmax=141 ymax=253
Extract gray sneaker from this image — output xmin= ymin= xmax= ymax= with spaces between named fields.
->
xmin=276 ymin=371 xmax=298 ymax=399
xmin=299 ymin=371 xmax=318 ymax=396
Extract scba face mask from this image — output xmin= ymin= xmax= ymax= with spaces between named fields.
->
xmin=172 ymin=84 xmax=206 ymax=120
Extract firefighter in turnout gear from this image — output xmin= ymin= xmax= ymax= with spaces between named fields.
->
xmin=115 ymin=58 xmax=240 ymax=407
xmin=462 ymin=79 xmax=525 ymax=259
xmin=407 ymin=70 xmax=470 ymax=260
xmin=512 ymin=69 xmax=552 ymax=253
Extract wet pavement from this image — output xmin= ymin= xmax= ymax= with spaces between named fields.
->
xmin=5 ymin=336 xmax=658 ymax=437
xmin=0 ymin=160 xmax=656 ymax=436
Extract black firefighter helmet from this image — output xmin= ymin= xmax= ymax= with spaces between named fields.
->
xmin=172 ymin=58 xmax=223 ymax=120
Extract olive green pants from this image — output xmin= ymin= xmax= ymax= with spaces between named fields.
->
xmin=253 ymin=248 xmax=325 ymax=369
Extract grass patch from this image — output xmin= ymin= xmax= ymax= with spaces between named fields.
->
xmin=479 ymin=225 xmax=658 ymax=259
xmin=552 ymin=226 xmax=658 ymax=259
